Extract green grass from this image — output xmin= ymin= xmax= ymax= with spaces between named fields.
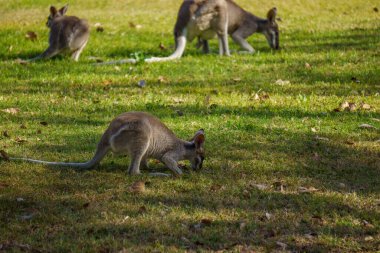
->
xmin=0 ymin=0 xmax=379 ymax=252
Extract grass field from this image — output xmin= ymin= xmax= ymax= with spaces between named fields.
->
xmin=0 ymin=0 xmax=379 ymax=252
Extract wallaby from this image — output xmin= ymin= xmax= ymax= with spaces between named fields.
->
xmin=145 ymin=0 xmax=279 ymax=63
xmin=10 ymin=112 xmax=205 ymax=176
xmin=29 ymin=5 xmax=90 ymax=61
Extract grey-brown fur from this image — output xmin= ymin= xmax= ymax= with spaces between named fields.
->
xmin=30 ymin=5 xmax=89 ymax=61
xmin=11 ymin=112 xmax=205 ymax=176
xmin=200 ymin=1 xmax=279 ymax=53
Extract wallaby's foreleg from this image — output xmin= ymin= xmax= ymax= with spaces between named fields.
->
xmin=161 ymin=154 xmax=183 ymax=176
xmin=71 ymin=39 xmax=88 ymax=61
xmin=231 ymin=32 xmax=255 ymax=53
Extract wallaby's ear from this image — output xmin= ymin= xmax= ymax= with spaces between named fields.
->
xmin=50 ymin=6 xmax=58 ymax=16
xmin=193 ymin=129 xmax=205 ymax=149
xmin=267 ymin=7 xmax=277 ymax=23
xmin=59 ymin=4 xmax=69 ymax=15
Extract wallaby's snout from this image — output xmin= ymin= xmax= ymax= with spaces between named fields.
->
xmin=264 ymin=7 xmax=280 ymax=50
xmin=188 ymin=129 xmax=205 ymax=170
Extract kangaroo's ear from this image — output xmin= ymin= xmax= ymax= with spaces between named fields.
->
xmin=267 ymin=7 xmax=277 ymax=23
xmin=193 ymin=129 xmax=205 ymax=149
xmin=59 ymin=4 xmax=69 ymax=15
xmin=50 ymin=6 xmax=58 ymax=16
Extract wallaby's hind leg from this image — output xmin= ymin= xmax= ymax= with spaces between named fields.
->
xmin=141 ymin=157 xmax=149 ymax=170
xmin=231 ymin=31 xmax=255 ymax=54
xmin=127 ymin=139 xmax=150 ymax=175
xmin=71 ymin=39 xmax=88 ymax=61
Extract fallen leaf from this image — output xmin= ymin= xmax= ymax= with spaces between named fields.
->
xmin=304 ymin=232 xmax=317 ymax=239
xmin=345 ymin=140 xmax=354 ymax=145
xmin=340 ymin=101 xmax=349 ymax=111
xmin=360 ymin=103 xmax=371 ymax=110
xmin=129 ymin=22 xmax=142 ymax=29
xmin=305 ymin=62 xmax=311 ymax=69
xmin=314 ymin=136 xmax=329 ymax=141
xmin=16 ymin=197 xmax=24 ymax=202
xmin=232 ymin=77 xmax=241 ymax=82
xmin=138 ymin=205 xmax=147 ymax=214
xmin=239 ymin=222 xmax=246 ymax=230
xmin=249 ymin=183 xmax=268 ymax=190
xmin=3 ymin=131 xmax=10 ymax=137
xmin=275 ymin=79 xmax=291 ymax=86
xmin=265 ymin=212 xmax=272 ymax=220
xmin=374 ymin=7 xmax=379 ymax=12
xmin=114 ymin=66 xmax=121 ymax=71
xmin=276 ymin=241 xmax=287 ymax=250
xmin=311 ymin=215 xmax=325 ymax=225
xmin=1 ymin=108 xmax=20 ymax=114
xmin=347 ymin=102 xmax=356 ymax=112
xmin=20 ymin=124 xmax=27 ymax=129
xmin=15 ymin=137 xmax=27 ymax=144
xmin=173 ymin=98 xmax=184 ymax=103
xmin=0 ymin=150 xmax=10 ymax=161
xmin=94 ymin=23 xmax=104 ymax=32
xmin=159 ymin=43 xmax=166 ymax=50
xmin=25 ymin=31 xmax=37 ymax=41
xmin=273 ymin=181 xmax=285 ymax=192
xmin=201 ymin=218 xmax=212 ymax=226
xmin=157 ymin=76 xmax=167 ymax=83
xmin=40 ymin=121 xmax=48 ymax=126
xmin=364 ymin=236 xmax=374 ymax=241
xmin=82 ymin=202 xmax=90 ymax=209
xmin=298 ymin=186 xmax=318 ymax=193
xmin=36 ymin=129 xmax=42 ymax=134
xmin=311 ymin=127 xmax=318 ymax=133
xmin=359 ymin=124 xmax=377 ymax=130
xmin=0 ymin=182 xmax=10 ymax=189
xmin=362 ymin=220 xmax=374 ymax=228
xmin=8 ymin=45 xmax=13 ymax=52
xmin=129 ymin=181 xmax=145 ymax=193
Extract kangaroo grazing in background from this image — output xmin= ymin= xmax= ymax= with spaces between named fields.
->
xmin=29 ymin=5 xmax=90 ymax=61
xmin=145 ymin=0 xmax=279 ymax=63
xmin=10 ymin=112 xmax=205 ymax=176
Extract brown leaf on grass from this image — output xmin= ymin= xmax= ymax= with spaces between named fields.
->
xmin=15 ymin=137 xmax=27 ymax=144
xmin=3 ymin=131 xmax=10 ymax=137
xmin=249 ymin=183 xmax=268 ymax=190
xmin=298 ymin=186 xmax=318 ymax=193
xmin=373 ymin=7 xmax=378 ymax=12
xmin=275 ymin=79 xmax=291 ymax=86
xmin=129 ymin=22 xmax=142 ymax=29
xmin=1 ymin=108 xmax=20 ymax=114
xmin=138 ymin=205 xmax=147 ymax=214
xmin=129 ymin=181 xmax=145 ymax=193
xmin=20 ymin=124 xmax=27 ymax=129
xmin=364 ymin=236 xmax=374 ymax=241
xmin=360 ymin=103 xmax=371 ymax=110
xmin=311 ymin=215 xmax=325 ymax=225
xmin=276 ymin=241 xmax=288 ymax=250
xmin=232 ymin=77 xmax=241 ymax=82
xmin=94 ymin=23 xmax=104 ymax=32
xmin=36 ymin=129 xmax=42 ymax=134
xmin=345 ymin=140 xmax=355 ymax=145
xmin=265 ymin=212 xmax=272 ymax=220
xmin=305 ymin=62 xmax=311 ymax=69
xmin=157 ymin=75 xmax=167 ymax=83
xmin=0 ymin=150 xmax=10 ymax=161
xmin=159 ymin=43 xmax=166 ymax=50
xmin=200 ymin=218 xmax=212 ymax=226
xmin=25 ymin=31 xmax=38 ymax=41
xmin=40 ymin=121 xmax=48 ymax=126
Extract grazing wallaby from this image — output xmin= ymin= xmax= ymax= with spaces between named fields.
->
xmin=30 ymin=4 xmax=90 ymax=61
xmin=10 ymin=112 xmax=205 ymax=176
xmin=145 ymin=0 xmax=279 ymax=63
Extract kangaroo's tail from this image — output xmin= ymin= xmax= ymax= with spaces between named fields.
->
xmin=10 ymin=145 xmax=110 ymax=169
xmin=145 ymin=29 xmax=187 ymax=63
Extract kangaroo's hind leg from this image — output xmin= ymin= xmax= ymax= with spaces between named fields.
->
xmin=71 ymin=39 xmax=88 ymax=61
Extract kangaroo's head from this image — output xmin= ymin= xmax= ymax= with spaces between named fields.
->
xmin=46 ymin=5 xmax=69 ymax=27
xmin=187 ymin=129 xmax=205 ymax=170
xmin=263 ymin=7 xmax=279 ymax=50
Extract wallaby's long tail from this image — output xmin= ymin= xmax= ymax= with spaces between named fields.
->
xmin=145 ymin=30 xmax=187 ymax=63
xmin=10 ymin=146 xmax=109 ymax=169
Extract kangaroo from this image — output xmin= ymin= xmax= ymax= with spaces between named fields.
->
xmin=10 ymin=112 xmax=205 ymax=176
xmin=29 ymin=5 xmax=90 ymax=61
xmin=145 ymin=0 xmax=279 ymax=63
